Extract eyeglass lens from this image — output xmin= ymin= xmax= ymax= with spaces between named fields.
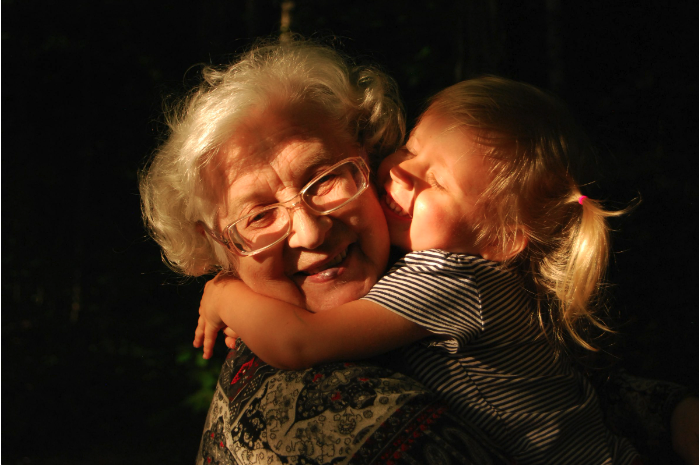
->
xmin=229 ymin=160 xmax=366 ymax=253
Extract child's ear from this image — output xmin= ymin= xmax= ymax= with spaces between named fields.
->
xmin=481 ymin=230 xmax=528 ymax=262
xmin=504 ymin=232 xmax=528 ymax=260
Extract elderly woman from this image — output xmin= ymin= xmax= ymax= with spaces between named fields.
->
xmin=140 ymin=38 xmax=698 ymax=464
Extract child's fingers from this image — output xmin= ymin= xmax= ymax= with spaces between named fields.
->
xmin=193 ymin=315 xmax=206 ymax=348
xmin=223 ymin=327 xmax=239 ymax=350
xmin=223 ymin=327 xmax=239 ymax=339
xmin=202 ymin=325 xmax=219 ymax=359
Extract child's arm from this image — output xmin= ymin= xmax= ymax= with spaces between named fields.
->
xmin=193 ymin=276 xmax=431 ymax=370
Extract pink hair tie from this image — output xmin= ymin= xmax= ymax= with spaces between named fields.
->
xmin=578 ymin=195 xmax=588 ymax=205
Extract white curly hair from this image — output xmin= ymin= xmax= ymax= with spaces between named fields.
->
xmin=139 ymin=37 xmax=405 ymax=276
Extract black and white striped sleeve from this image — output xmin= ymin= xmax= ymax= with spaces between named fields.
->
xmin=362 ymin=250 xmax=484 ymax=348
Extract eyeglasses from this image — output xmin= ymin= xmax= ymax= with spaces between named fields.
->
xmin=199 ymin=157 xmax=370 ymax=256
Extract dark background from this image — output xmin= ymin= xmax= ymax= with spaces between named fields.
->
xmin=2 ymin=1 xmax=697 ymax=463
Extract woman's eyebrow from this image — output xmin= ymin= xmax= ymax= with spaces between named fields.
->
xmin=224 ymin=194 xmax=265 ymax=222
xmin=225 ymin=150 xmax=346 ymax=215
xmin=297 ymin=150 xmax=346 ymax=174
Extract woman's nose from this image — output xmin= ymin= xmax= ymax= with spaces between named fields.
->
xmin=286 ymin=206 xmax=332 ymax=250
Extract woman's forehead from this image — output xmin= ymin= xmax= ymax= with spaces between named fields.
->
xmin=212 ymin=127 xmax=357 ymax=220
xmin=225 ymin=140 xmax=337 ymax=189
xmin=220 ymin=105 xmax=351 ymax=172
xmin=220 ymin=132 xmax=352 ymax=184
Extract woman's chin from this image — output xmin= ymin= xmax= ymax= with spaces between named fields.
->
xmin=305 ymin=280 xmax=373 ymax=312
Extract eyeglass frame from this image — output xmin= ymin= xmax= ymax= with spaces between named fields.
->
xmin=198 ymin=156 xmax=371 ymax=257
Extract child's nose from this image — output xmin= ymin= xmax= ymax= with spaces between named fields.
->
xmin=389 ymin=164 xmax=414 ymax=190
xmin=378 ymin=147 xmax=414 ymax=183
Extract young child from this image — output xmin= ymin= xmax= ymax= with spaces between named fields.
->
xmin=195 ymin=76 xmax=640 ymax=464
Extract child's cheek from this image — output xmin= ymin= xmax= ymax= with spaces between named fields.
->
xmin=409 ymin=202 xmax=444 ymax=247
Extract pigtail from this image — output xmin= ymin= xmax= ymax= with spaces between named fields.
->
xmin=427 ymin=76 xmax=636 ymax=353
xmin=543 ymin=194 xmax=625 ymax=351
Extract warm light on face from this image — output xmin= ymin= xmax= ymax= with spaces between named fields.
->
xmin=209 ymin=105 xmax=390 ymax=312
xmin=201 ymin=157 xmax=370 ymax=256
xmin=379 ymin=112 xmax=493 ymax=258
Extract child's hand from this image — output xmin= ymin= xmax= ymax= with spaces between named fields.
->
xmin=193 ymin=312 xmax=223 ymax=359
xmin=193 ymin=274 xmax=240 ymax=359
xmin=223 ymin=327 xmax=239 ymax=350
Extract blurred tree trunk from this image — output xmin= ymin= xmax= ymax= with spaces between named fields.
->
xmin=280 ymin=1 xmax=295 ymax=41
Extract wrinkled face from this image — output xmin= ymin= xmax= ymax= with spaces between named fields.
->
xmin=213 ymin=105 xmax=389 ymax=312
xmin=377 ymin=111 xmax=492 ymax=257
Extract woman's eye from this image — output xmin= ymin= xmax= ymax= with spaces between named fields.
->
xmin=316 ymin=174 xmax=336 ymax=184
xmin=251 ymin=211 xmax=267 ymax=222
xmin=312 ymin=174 xmax=339 ymax=195
xmin=245 ymin=209 xmax=275 ymax=228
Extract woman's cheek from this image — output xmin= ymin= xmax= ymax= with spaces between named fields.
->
xmin=359 ymin=191 xmax=390 ymax=269
xmin=238 ymin=254 xmax=306 ymax=307
xmin=377 ymin=151 xmax=401 ymax=186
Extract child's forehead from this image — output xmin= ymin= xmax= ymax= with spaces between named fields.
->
xmin=414 ymin=111 xmax=464 ymax=135
xmin=410 ymin=111 xmax=477 ymax=150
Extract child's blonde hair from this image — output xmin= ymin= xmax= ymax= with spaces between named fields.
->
xmin=425 ymin=76 xmax=628 ymax=351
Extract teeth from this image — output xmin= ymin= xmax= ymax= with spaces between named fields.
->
xmin=306 ymin=248 xmax=348 ymax=275
xmin=386 ymin=195 xmax=410 ymax=217
xmin=326 ymin=248 xmax=347 ymax=267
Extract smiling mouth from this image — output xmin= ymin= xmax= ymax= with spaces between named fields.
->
xmin=301 ymin=247 xmax=349 ymax=276
xmin=384 ymin=193 xmax=411 ymax=218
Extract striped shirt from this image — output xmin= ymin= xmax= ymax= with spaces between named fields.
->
xmin=363 ymin=250 xmax=638 ymax=464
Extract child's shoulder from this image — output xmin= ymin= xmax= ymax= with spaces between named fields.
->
xmin=399 ymin=249 xmax=499 ymax=271
xmin=380 ymin=250 xmax=523 ymax=298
